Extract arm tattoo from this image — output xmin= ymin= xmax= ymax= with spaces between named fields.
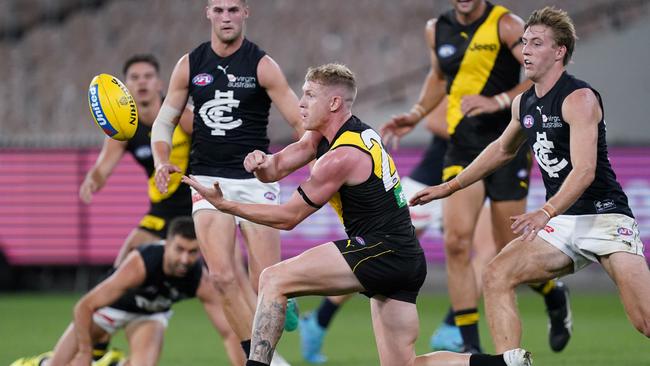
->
xmin=250 ymin=295 xmax=286 ymax=363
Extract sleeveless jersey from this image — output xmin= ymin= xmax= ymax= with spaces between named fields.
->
xmin=188 ymin=39 xmax=272 ymax=178
xmin=316 ymin=116 xmax=420 ymax=254
xmin=435 ymin=2 xmax=520 ymax=154
xmin=110 ymin=244 xmax=202 ymax=314
xmin=518 ymin=72 xmax=633 ymax=217
xmin=125 ymin=118 xmax=191 ymax=207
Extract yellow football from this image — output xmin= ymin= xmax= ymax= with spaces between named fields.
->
xmin=88 ymin=74 xmax=138 ymax=141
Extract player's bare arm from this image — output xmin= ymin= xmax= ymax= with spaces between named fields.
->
xmin=79 ymin=137 xmax=127 ymax=204
xmin=244 ymin=131 xmax=321 ymax=182
xmin=410 ymin=94 xmax=528 ymax=206
xmin=152 ymin=54 xmax=190 ymax=193
xmin=381 ymin=19 xmax=447 ymax=147
xmin=72 ymin=251 xmax=146 ymax=360
xmin=183 ymin=146 xmax=364 ymax=230
xmin=258 ymin=55 xmax=304 ymax=137
xmin=461 ymin=13 xmax=532 ymax=117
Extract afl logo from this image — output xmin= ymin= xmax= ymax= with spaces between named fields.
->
xmin=264 ymin=192 xmax=277 ymax=201
xmin=617 ymin=227 xmax=634 ymax=236
xmin=192 ymin=73 xmax=214 ymax=86
xmin=438 ymin=44 xmax=456 ymax=58
xmin=523 ymin=115 xmax=534 ymax=128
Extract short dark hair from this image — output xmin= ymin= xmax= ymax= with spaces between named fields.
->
xmin=122 ymin=54 xmax=160 ymax=76
xmin=167 ymin=217 xmax=196 ymax=240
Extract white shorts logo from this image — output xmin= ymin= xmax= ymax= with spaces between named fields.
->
xmin=533 ymin=132 xmax=568 ymax=178
xmin=199 ymin=90 xmax=243 ymax=136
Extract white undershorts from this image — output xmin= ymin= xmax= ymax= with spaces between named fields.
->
xmin=537 ymin=213 xmax=644 ymax=272
xmin=401 ymin=177 xmax=442 ymax=232
xmin=93 ymin=306 xmax=173 ymax=334
xmin=191 ymin=175 xmax=280 ymax=224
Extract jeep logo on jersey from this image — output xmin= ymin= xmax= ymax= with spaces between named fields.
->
xmin=523 ymin=115 xmax=534 ymax=128
xmin=438 ymin=44 xmax=456 ymax=58
xmin=533 ymin=132 xmax=568 ymax=178
xmin=469 ymin=43 xmax=497 ymax=52
xmin=199 ymin=90 xmax=243 ymax=136
xmin=192 ymin=73 xmax=214 ymax=86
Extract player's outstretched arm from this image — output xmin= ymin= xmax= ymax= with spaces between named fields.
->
xmin=244 ymin=131 xmax=320 ymax=182
xmin=381 ymin=19 xmax=447 ymax=148
xmin=71 ymin=252 xmax=146 ymax=362
xmin=258 ymin=55 xmax=304 ymax=137
xmin=183 ymin=146 xmax=358 ymax=230
xmin=410 ymin=94 xmax=527 ymax=206
xmin=152 ymin=54 xmax=190 ymax=194
xmin=79 ymin=137 xmax=127 ymax=204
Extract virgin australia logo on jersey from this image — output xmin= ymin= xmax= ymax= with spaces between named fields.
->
xmin=228 ymin=76 xmax=257 ymax=89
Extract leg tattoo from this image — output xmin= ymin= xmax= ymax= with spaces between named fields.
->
xmin=250 ymin=294 xmax=286 ymax=363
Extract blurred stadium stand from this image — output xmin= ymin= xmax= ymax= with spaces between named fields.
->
xmin=1 ymin=0 xmax=649 ymax=289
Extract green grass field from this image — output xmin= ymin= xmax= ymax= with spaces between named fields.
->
xmin=1 ymin=291 xmax=648 ymax=365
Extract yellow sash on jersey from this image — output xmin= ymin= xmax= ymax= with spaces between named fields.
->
xmin=446 ymin=5 xmax=509 ymax=135
xmin=326 ymin=130 xmax=398 ymax=222
xmin=148 ymin=126 xmax=190 ymax=203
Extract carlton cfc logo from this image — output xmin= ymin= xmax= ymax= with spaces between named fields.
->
xmin=523 ymin=115 xmax=534 ymax=128
xmin=192 ymin=73 xmax=214 ymax=86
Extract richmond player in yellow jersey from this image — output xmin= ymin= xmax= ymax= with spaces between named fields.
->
xmin=80 ymin=55 xmax=193 ymax=267
xmin=184 ymin=64 xmax=532 ymax=366
xmin=382 ymin=0 xmax=571 ymax=354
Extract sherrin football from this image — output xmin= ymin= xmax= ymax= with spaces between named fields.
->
xmin=88 ymin=74 xmax=138 ymax=141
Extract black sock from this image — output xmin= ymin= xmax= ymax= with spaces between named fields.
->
xmin=316 ymin=297 xmax=341 ymax=329
xmin=469 ymin=354 xmax=507 ymax=366
xmin=241 ymin=339 xmax=251 ymax=358
xmin=92 ymin=341 xmax=109 ymax=361
xmin=455 ymin=308 xmax=481 ymax=350
xmin=443 ymin=306 xmax=455 ymax=326
xmin=530 ymin=280 xmax=565 ymax=310
xmin=246 ymin=361 xmax=268 ymax=366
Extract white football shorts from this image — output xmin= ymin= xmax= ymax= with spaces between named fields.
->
xmin=537 ymin=213 xmax=644 ymax=272
xmin=401 ymin=177 xmax=442 ymax=232
xmin=93 ymin=306 xmax=173 ymax=334
xmin=190 ymin=175 xmax=280 ymax=224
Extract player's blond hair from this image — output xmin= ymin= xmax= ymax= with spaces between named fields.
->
xmin=306 ymin=63 xmax=357 ymax=104
xmin=525 ymin=7 xmax=577 ymax=66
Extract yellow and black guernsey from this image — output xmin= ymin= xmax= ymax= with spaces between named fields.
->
xmin=125 ymin=120 xmax=192 ymax=237
xmin=313 ymin=116 xmax=421 ymax=254
xmin=310 ymin=116 xmax=426 ymax=303
xmin=435 ymin=2 xmax=520 ymax=155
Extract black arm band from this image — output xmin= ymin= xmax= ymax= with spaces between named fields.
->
xmin=297 ymin=186 xmax=323 ymax=209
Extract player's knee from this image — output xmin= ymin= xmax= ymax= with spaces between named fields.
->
xmin=443 ymin=231 xmax=472 ymax=260
xmin=208 ymin=268 xmax=238 ymax=293
xmin=482 ymin=260 xmax=510 ymax=293
xmin=258 ymin=264 xmax=286 ymax=296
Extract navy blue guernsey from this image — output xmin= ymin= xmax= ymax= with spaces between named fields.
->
xmin=188 ymin=39 xmax=272 ymax=178
xmin=518 ymin=72 xmax=633 ymax=217
xmin=409 ymin=136 xmax=448 ymax=186
xmin=110 ymin=244 xmax=202 ymax=314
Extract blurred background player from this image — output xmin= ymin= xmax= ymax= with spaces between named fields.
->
xmin=151 ymin=0 xmax=302 ymax=362
xmin=381 ymin=0 xmax=571 ymax=354
xmin=10 ymin=217 xmax=244 ymax=366
xmin=298 ymin=99 xmax=499 ymax=363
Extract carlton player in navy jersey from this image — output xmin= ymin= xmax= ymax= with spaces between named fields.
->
xmin=184 ymin=64 xmax=532 ymax=366
xmin=382 ymin=0 xmax=570 ymax=354
xmin=11 ymin=218 xmax=244 ymax=366
xmin=150 ymin=0 xmax=302 ymax=361
xmin=411 ymin=6 xmax=650 ymax=356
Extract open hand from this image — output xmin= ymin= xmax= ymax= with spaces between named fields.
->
xmin=380 ymin=113 xmax=419 ymax=149
xmin=154 ymin=162 xmax=181 ymax=194
xmin=181 ymin=175 xmax=225 ymax=209
xmin=510 ymin=210 xmax=550 ymax=241
xmin=409 ymin=183 xmax=454 ymax=206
